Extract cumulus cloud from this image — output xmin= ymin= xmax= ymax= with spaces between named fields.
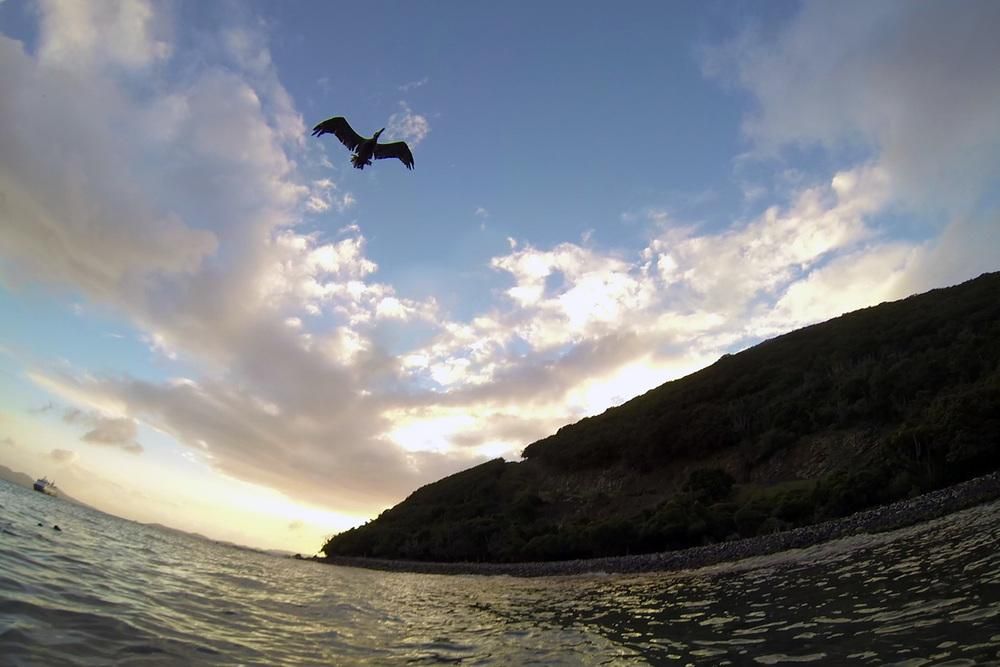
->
xmin=392 ymin=150 xmax=994 ymax=432
xmin=386 ymin=102 xmax=430 ymax=146
xmin=63 ymin=409 xmax=144 ymax=454
xmin=492 ymin=242 xmax=657 ymax=345
xmin=38 ymin=0 xmax=171 ymax=71
xmin=644 ymin=164 xmax=889 ymax=319
xmin=218 ymin=25 xmax=305 ymax=144
xmin=0 ymin=1 xmax=460 ymax=510
xmin=304 ymin=179 xmax=355 ymax=214
xmin=707 ymin=0 xmax=1000 ymax=213
xmin=697 ymin=0 xmax=1000 ymax=323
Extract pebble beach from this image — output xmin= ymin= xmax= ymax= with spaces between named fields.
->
xmin=319 ymin=471 xmax=1000 ymax=577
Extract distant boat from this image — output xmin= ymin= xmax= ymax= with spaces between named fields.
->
xmin=33 ymin=477 xmax=57 ymax=496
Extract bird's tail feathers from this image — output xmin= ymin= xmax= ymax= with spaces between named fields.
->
xmin=351 ymin=154 xmax=372 ymax=169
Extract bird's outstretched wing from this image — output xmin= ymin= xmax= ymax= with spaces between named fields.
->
xmin=311 ymin=116 xmax=365 ymax=152
xmin=374 ymin=141 xmax=415 ymax=170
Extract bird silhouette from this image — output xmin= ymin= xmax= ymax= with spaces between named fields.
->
xmin=312 ymin=116 xmax=414 ymax=170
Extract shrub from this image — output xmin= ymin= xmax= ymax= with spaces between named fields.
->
xmin=683 ymin=468 xmax=736 ymax=503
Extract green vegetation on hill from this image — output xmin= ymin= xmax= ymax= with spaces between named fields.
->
xmin=324 ymin=272 xmax=1000 ymax=563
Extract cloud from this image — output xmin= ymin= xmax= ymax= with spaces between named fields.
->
xmin=643 ymin=164 xmax=889 ymax=318
xmin=491 ymin=241 xmax=658 ymax=346
xmin=386 ymin=102 xmax=430 ymax=146
xmin=81 ymin=418 xmax=144 ymax=454
xmin=398 ymin=76 xmax=429 ymax=92
xmin=38 ymin=0 xmax=171 ymax=71
xmin=0 ymin=32 xmax=218 ymax=300
xmin=5 ymin=2 xmax=460 ymax=509
xmin=32 ymin=369 xmax=475 ymax=512
xmin=218 ymin=24 xmax=304 ymax=144
xmin=893 ymin=212 xmax=1000 ymax=297
xmin=690 ymin=0 xmax=1000 ymax=338
xmin=7 ymin=0 xmax=998 ymax=525
xmin=304 ymin=178 xmax=355 ymax=214
xmin=0 ymin=436 xmax=14 ymax=447
xmin=392 ymin=155 xmax=992 ymax=429
xmin=706 ymin=1 xmax=1000 ymax=213
xmin=50 ymin=448 xmax=79 ymax=465
xmin=63 ymin=409 xmax=144 ymax=454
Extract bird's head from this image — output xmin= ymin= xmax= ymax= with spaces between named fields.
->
xmin=375 ymin=128 xmax=385 ymax=139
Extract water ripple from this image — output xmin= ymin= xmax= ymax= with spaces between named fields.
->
xmin=2 ymin=480 xmax=1000 ymax=664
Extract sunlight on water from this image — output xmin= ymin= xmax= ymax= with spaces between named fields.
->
xmin=1 ymin=479 xmax=999 ymax=664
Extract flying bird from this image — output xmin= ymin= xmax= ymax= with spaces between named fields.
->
xmin=311 ymin=116 xmax=414 ymax=170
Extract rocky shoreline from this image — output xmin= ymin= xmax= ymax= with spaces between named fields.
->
xmin=317 ymin=471 xmax=1000 ymax=577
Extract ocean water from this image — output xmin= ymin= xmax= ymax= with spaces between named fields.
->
xmin=1 ymin=479 xmax=999 ymax=666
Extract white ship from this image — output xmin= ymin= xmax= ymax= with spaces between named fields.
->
xmin=33 ymin=477 xmax=57 ymax=496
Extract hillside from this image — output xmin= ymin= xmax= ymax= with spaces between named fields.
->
xmin=0 ymin=464 xmax=35 ymax=489
xmin=323 ymin=272 xmax=1000 ymax=563
xmin=0 ymin=464 xmax=89 ymax=507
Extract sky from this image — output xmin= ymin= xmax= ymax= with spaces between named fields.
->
xmin=1 ymin=0 xmax=998 ymax=554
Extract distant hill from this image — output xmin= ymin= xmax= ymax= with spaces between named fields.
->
xmin=143 ymin=522 xmax=294 ymax=557
xmin=0 ymin=464 xmax=89 ymax=507
xmin=323 ymin=271 xmax=1000 ymax=563
xmin=144 ymin=522 xmax=215 ymax=543
xmin=0 ymin=464 xmax=35 ymax=489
